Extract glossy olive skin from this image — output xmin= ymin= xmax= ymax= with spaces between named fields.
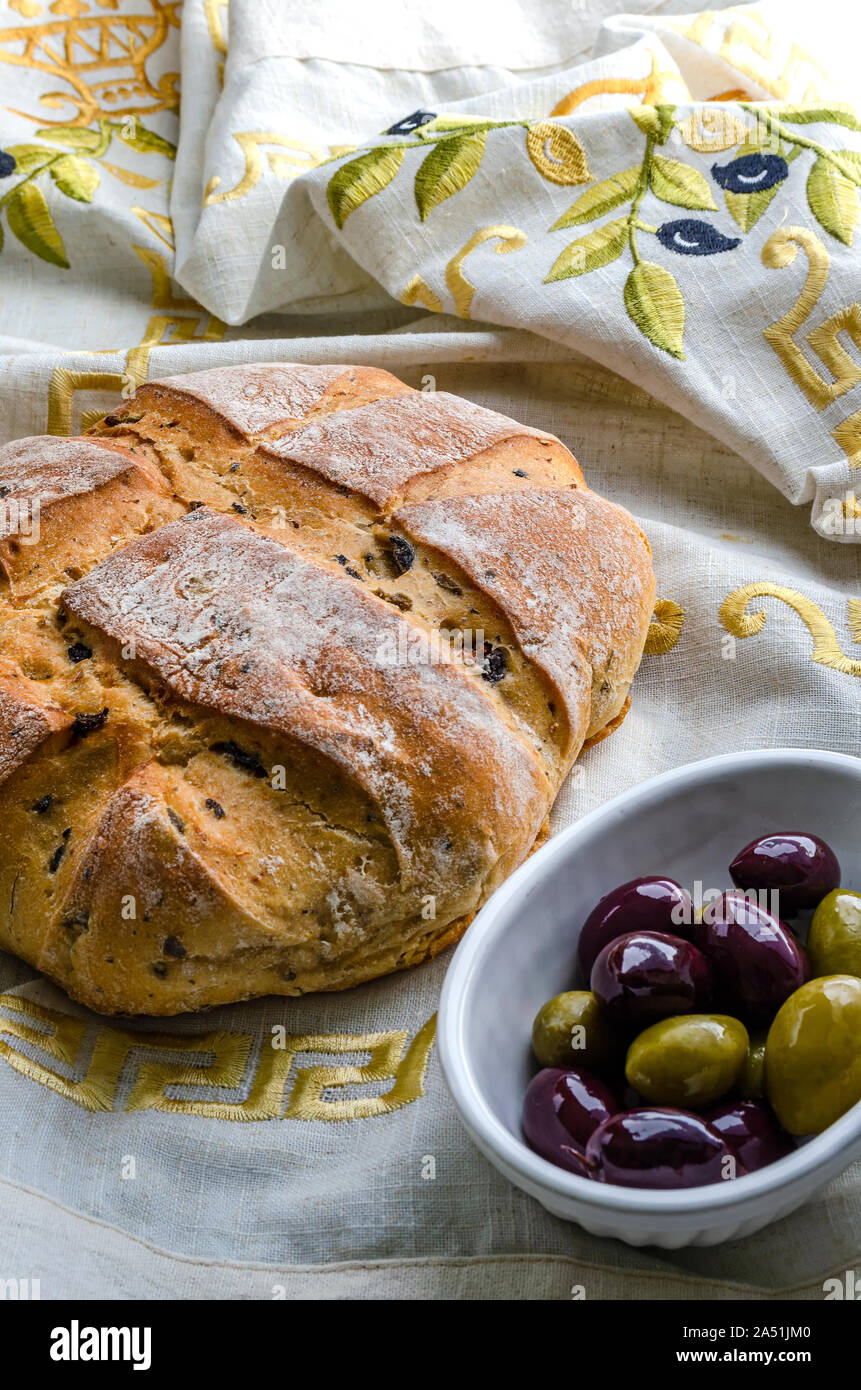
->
xmin=522 ymin=1068 xmax=617 ymax=1172
xmin=766 ymin=975 xmax=861 ymax=1134
xmin=585 ymin=1108 xmax=738 ymax=1189
xmin=591 ymin=931 xmax=711 ymax=1032
xmin=739 ymin=1032 xmax=768 ymax=1100
xmin=706 ymin=1100 xmax=793 ymax=1173
xmin=692 ymin=891 xmax=809 ymax=1024
xmin=729 ymin=832 xmax=840 ymax=915
xmin=578 ymin=877 xmax=693 ymax=979
xmin=625 ymin=1014 xmax=749 ymax=1109
xmin=531 ymin=991 xmax=616 ymax=1071
xmin=808 ymin=889 xmax=861 ymax=978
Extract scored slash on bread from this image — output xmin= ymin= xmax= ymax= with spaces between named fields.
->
xmin=0 ymin=364 xmax=655 ymax=1015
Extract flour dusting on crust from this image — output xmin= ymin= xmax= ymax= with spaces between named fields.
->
xmin=61 ymin=507 xmax=548 ymax=889
xmin=0 ymin=437 xmax=142 ymax=530
xmin=264 ymin=390 xmax=552 ymax=505
xmin=396 ymin=487 xmax=654 ymax=740
xmin=154 ymin=363 xmax=357 ymax=435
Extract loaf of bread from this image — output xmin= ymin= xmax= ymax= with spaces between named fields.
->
xmin=0 ymin=365 xmax=654 ymax=1015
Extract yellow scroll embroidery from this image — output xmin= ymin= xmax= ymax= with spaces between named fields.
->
xmin=400 ymin=274 xmax=443 ymax=314
xmin=644 ymin=599 xmax=685 ymax=655
xmin=203 ymin=0 xmax=228 ymax=57
xmin=0 ymin=993 xmax=437 ymax=1122
xmin=551 ymin=52 xmax=680 ymax=117
xmin=204 ymin=132 xmax=329 ymax=205
xmin=720 ymin=582 xmax=861 ymax=677
xmin=762 ymin=227 xmax=861 ymax=411
xmin=445 ymin=224 xmax=527 ymax=320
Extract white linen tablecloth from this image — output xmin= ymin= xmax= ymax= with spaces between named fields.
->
xmin=0 ymin=0 xmax=859 ymax=1299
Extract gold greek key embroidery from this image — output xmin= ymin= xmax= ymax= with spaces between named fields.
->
xmin=720 ymin=582 xmax=861 ymax=677
xmin=284 ymin=1016 xmax=437 ymax=1121
xmin=400 ymin=274 xmax=443 ymax=313
xmin=0 ymin=993 xmax=437 ymax=1121
xmin=0 ymin=1 xmax=181 ymax=128
xmin=130 ymin=204 xmax=174 ymax=249
xmin=762 ymin=227 xmax=861 ymax=411
xmin=47 ymin=368 xmax=126 ymax=436
xmin=125 ymin=1030 xmax=255 ymax=1114
xmin=680 ymin=9 xmax=829 ymax=103
xmin=47 ymin=246 xmax=225 ymax=433
xmin=644 ymin=599 xmax=685 ymax=654
xmin=832 ymin=408 xmax=861 ymax=470
xmin=445 ymin=225 xmax=527 ymax=320
xmin=204 ymin=132 xmax=327 ymax=206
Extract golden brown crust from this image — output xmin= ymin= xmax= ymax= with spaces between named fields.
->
xmin=0 ymin=436 xmax=179 ymax=598
xmin=0 ymin=363 xmax=654 ymax=1015
xmin=0 ymin=675 xmax=74 ymax=789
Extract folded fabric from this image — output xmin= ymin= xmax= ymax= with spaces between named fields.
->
xmin=172 ymin=0 xmax=861 ymax=542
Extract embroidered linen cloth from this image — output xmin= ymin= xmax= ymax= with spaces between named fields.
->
xmin=172 ymin=0 xmax=861 ymax=543
xmin=0 ymin=0 xmax=860 ymax=1302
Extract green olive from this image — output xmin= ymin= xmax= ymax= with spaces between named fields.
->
xmin=808 ymin=890 xmax=861 ymax=978
xmin=625 ymin=1014 xmax=749 ymax=1109
xmin=766 ymin=975 xmax=861 ymax=1134
xmin=531 ymin=990 xmax=615 ymax=1070
xmin=739 ymin=1031 xmax=768 ymax=1100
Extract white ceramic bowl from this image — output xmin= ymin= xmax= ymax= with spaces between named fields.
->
xmin=438 ymin=748 xmax=861 ymax=1248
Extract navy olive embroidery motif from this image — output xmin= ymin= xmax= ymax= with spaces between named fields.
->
xmin=325 ymin=101 xmax=861 ymax=361
xmin=0 ymin=151 xmax=15 ymax=178
xmin=711 ymin=153 xmax=789 ymax=194
xmin=385 ymin=110 xmax=436 ymax=136
xmin=656 ymin=219 xmax=741 ymax=255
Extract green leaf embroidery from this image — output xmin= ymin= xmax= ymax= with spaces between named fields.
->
xmin=650 ymin=155 xmax=717 ymax=210
xmin=35 ymin=125 xmax=103 ymax=152
xmin=724 ymin=182 xmax=780 ymax=231
xmin=327 ymin=145 xmax=405 ymax=229
xmin=50 ymin=155 xmax=100 ymax=202
xmin=417 ymin=116 xmax=496 ymax=138
xmin=7 ymin=144 xmax=54 ymax=173
xmin=550 ymin=167 xmax=639 ymax=229
xmin=544 ymin=218 xmax=628 ymax=281
xmin=807 ymin=155 xmax=859 ymax=245
xmin=629 ymin=104 xmax=676 ymax=144
xmin=6 ymin=181 xmax=69 ymax=267
xmin=116 ymin=122 xmax=177 ymax=159
xmin=769 ymin=106 xmax=861 ymax=132
xmin=414 ymin=131 xmax=486 ymax=220
xmin=624 ymin=260 xmax=685 ymax=359
xmin=831 ymin=150 xmax=861 ymax=183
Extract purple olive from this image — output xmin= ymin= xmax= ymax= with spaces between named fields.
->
xmin=705 ymin=1099 xmax=793 ymax=1173
xmin=585 ymin=1108 xmax=740 ymax=1189
xmin=522 ymin=1067 xmax=617 ymax=1174
xmin=590 ymin=931 xmax=711 ymax=1031
xmin=578 ymin=877 xmax=693 ymax=978
xmin=693 ymin=891 xmax=809 ymax=1024
xmin=729 ymin=832 xmax=840 ymax=915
